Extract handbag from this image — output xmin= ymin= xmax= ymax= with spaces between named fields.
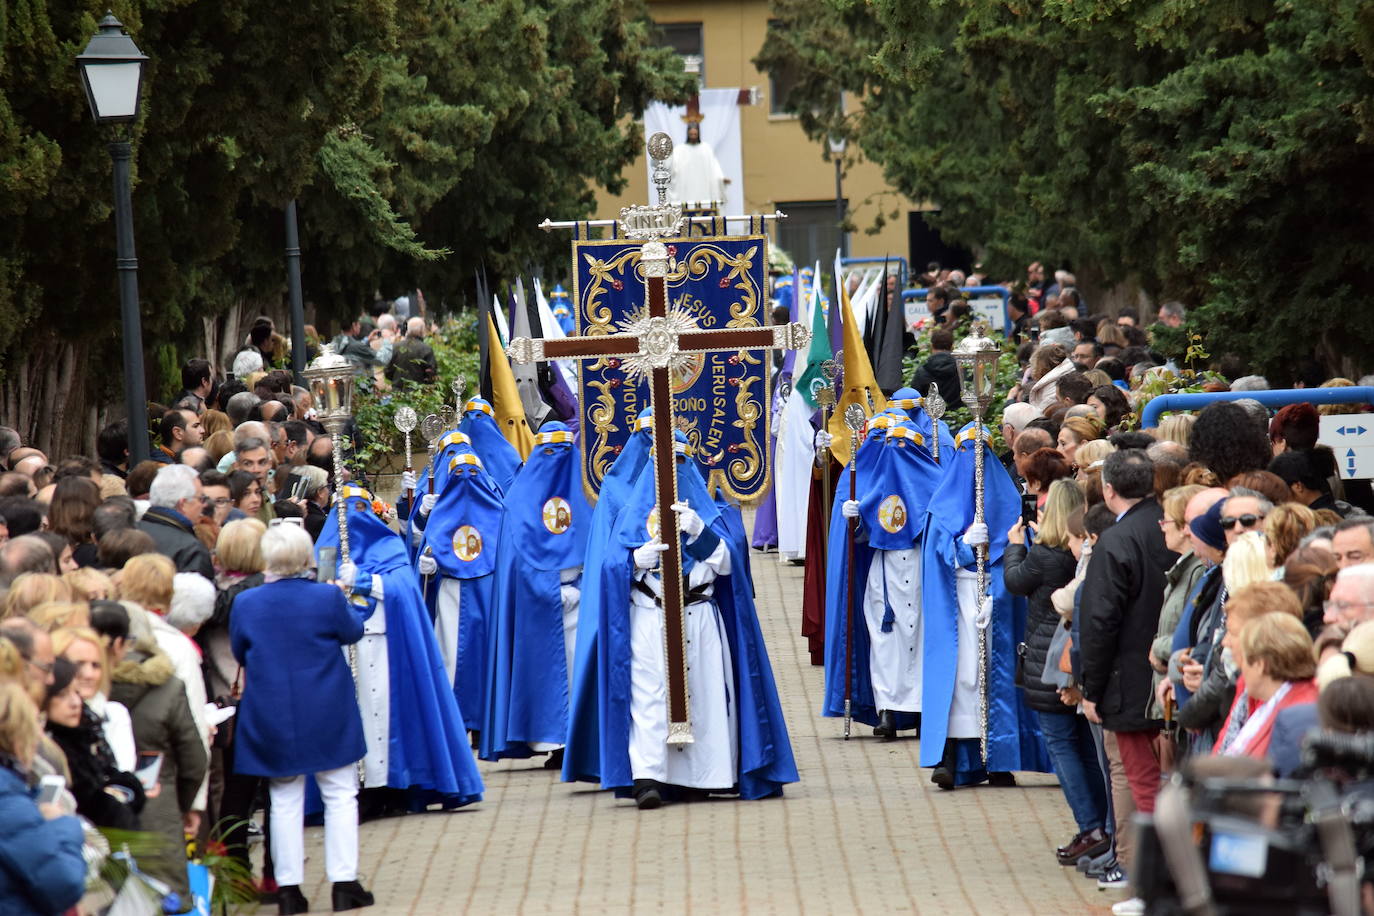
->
xmin=1040 ymin=621 xmax=1075 ymax=688
xmin=211 ymin=667 xmax=241 ymax=750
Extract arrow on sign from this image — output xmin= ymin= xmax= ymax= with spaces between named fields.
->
xmin=1338 ymin=425 xmax=1369 ymax=436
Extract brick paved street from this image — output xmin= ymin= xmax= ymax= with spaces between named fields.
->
xmin=291 ymin=529 xmax=1115 ymax=914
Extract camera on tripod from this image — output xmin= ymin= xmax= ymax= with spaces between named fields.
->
xmin=1130 ymin=730 xmax=1374 ymax=916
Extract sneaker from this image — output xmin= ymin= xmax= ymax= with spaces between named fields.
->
xmin=1111 ymin=898 xmax=1145 ymax=916
xmin=1097 ymin=864 xmax=1128 ymax=890
xmin=1081 ymin=848 xmax=1117 ymax=877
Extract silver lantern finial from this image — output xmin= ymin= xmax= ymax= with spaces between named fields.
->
xmin=648 ymin=131 xmax=674 ymax=207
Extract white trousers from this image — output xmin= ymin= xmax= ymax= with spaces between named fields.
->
xmin=947 ymin=568 xmax=985 ymax=739
xmin=862 ymin=547 xmax=922 ymax=712
xmin=269 ymin=765 xmax=359 ymax=885
xmin=531 ymin=575 xmax=581 ymax=753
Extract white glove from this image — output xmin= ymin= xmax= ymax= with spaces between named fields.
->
xmin=815 ymin=430 xmax=834 ymax=450
xmin=974 ymin=597 xmax=993 ymax=630
xmin=401 ymin=470 xmax=417 ymax=492
xmin=419 ymin=493 xmax=438 ymax=516
xmin=841 ymin=499 xmax=861 ymax=518
xmin=633 ymin=540 xmax=668 ymax=570
xmin=671 ymin=501 xmax=704 ymax=538
xmin=673 ymin=438 xmax=688 ymax=455
xmin=417 ymin=552 xmax=437 ymax=576
xmin=337 ymin=561 xmax=358 ymax=590
xmin=962 ymin=522 xmax=989 ymax=548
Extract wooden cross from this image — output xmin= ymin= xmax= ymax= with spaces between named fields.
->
xmin=507 ymin=133 xmax=809 ymax=746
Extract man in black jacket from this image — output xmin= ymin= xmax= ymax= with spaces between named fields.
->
xmin=137 ymin=465 xmax=214 ymax=581
xmin=385 ymin=317 xmax=438 ymax=386
xmin=1078 ymin=449 xmax=1177 ymax=881
xmin=908 ymin=328 xmax=960 ymax=407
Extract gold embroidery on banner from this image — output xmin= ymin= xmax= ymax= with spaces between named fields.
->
xmin=572 ymin=235 xmax=771 ymax=504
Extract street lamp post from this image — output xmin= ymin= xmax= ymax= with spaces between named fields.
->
xmin=829 ymin=134 xmax=847 ymax=257
xmin=77 ymin=11 xmax=150 ymax=466
xmin=285 ymin=201 xmax=307 ymax=384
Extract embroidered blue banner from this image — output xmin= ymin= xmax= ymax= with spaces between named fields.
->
xmin=571 ymin=235 xmax=772 ymax=502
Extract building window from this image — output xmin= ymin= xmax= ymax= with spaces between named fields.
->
xmin=776 ymin=200 xmax=848 ymax=267
xmin=656 ymin=22 xmax=704 ymax=82
xmin=766 ymin=21 xmax=802 ymax=116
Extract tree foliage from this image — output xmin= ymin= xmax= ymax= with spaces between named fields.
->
xmin=0 ymin=0 xmax=689 ymax=452
xmin=757 ymin=0 xmax=1374 ymax=379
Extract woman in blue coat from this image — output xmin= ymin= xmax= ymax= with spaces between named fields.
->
xmin=0 ymin=679 xmax=87 ymax=916
xmin=230 ymin=522 xmax=375 ymax=915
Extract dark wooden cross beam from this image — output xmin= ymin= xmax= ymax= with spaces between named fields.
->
xmin=508 ymin=238 xmax=808 ymax=746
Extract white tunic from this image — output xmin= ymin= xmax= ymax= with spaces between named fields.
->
xmin=530 ymin=566 xmax=582 ymax=754
xmin=947 ymin=567 xmax=986 ymax=739
xmin=861 ymin=546 xmax=923 ymax=712
xmin=352 ymin=574 xmax=390 ymax=787
xmin=628 ymin=537 xmax=738 ymax=789
xmin=434 ymin=577 xmax=463 ymax=689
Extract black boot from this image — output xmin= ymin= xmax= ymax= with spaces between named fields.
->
xmin=930 ymin=739 xmax=958 ymax=791
xmin=543 ymin=748 xmax=565 ymax=770
xmin=277 ymin=885 xmax=309 ymax=916
xmin=872 ymin=709 xmax=897 ymax=740
xmin=331 ymin=880 xmax=375 ymax=912
xmin=633 ymin=778 xmax=663 ymax=810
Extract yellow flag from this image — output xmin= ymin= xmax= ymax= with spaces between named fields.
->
xmin=487 ymin=315 xmax=535 ymax=460
xmin=827 ymin=281 xmax=887 ymax=466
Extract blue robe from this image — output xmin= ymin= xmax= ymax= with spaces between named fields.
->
xmin=918 ymin=424 xmax=1052 ymax=782
xmin=822 ymin=424 xmax=943 ymax=727
xmin=562 ymin=412 xmax=654 ymax=784
xmin=482 ymin=423 xmax=590 ymax=761
xmin=459 ymin=399 xmax=523 ymax=493
xmin=314 ymin=491 xmax=483 ymax=805
xmin=564 ymin=447 xmax=798 ymax=800
xmin=422 ymin=460 xmax=506 ymax=732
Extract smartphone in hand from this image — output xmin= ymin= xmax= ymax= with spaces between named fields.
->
xmin=1020 ymin=493 xmax=1038 ymax=528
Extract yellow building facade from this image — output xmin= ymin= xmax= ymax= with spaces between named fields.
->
xmin=592 ymin=0 xmax=920 ymax=272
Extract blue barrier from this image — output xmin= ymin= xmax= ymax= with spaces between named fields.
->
xmin=902 ymin=285 xmax=1011 ymax=333
xmin=1139 ymin=387 xmax=1374 ymax=429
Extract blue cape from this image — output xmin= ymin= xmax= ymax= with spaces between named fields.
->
xmin=482 ymin=424 xmax=589 ymax=761
xmin=821 ymin=425 xmax=942 ymax=726
xmin=563 ymin=446 xmax=798 ymax=799
xmin=459 ymin=399 xmax=523 ymax=493
xmin=561 ymin=411 xmax=653 ymax=784
xmin=422 ymin=457 xmax=506 ymax=731
xmin=918 ymin=423 xmax=1052 ymax=780
xmin=315 ymin=489 xmax=483 ymax=804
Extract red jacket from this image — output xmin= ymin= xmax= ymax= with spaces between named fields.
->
xmin=1212 ymin=676 xmax=1319 ymax=760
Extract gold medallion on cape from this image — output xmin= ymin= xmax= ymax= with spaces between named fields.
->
xmin=878 ymin=495 xmax=907 ymax=534
xmin=543 ymin=497 xmax=572 ymax=535
xmin=453 ymin=525 xmax=482 ymax=562
xmin=646 ymin=507 xmax=660 ymax=541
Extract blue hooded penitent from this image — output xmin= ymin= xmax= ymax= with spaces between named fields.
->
xmin=550 ymin=284 xmax=576 ymax=335
xmin=407 ymin=430 xmax=478 ymax=563
xmin=563 ymin=432 xmax=799 ymax=800
xmin=918 ymin=423 xmax=1052 ymax=782
xmin=315 ymin=486 xmax=483 ymax=806
xmin=422 ymin=452 xmax=506 ymax=731
xmin=562 ymin=408 xmax=654 ymax=784
xmin=887 ymin=387 xmax=955 ymax=460
xmin=482 ymin=423 xmax=591 ymax=761
xmin=458 ymin=398 xmax=523 ymax=494
xmin=821 ymin=423 xmax=942 ymax=727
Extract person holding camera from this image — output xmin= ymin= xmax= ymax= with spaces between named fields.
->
xmin=1005 ymin=479 xmax=1112 ymax=867
xmin=230 ymin=522 xmax=374 ymax=914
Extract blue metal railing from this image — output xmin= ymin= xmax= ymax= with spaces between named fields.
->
xmin=1139 ymin=387 xmax=1374 ymax=428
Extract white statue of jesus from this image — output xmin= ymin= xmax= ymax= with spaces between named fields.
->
xmin=667 ymin=124 xmax=727 ymax=206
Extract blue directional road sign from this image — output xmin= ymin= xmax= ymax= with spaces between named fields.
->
xmin=1318 ymin=415 xmax=1374 ymax=479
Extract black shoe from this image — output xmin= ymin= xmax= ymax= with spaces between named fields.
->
xmin=277 ymin=886 xmax=309 ymax=915
xmin=873 ymin=710 xmax=897 ymax=740
xmin=543 ymin=748 xmax=565 ymax=770
xmin=331 ymin=880 xmax=375 ymax=912
xmin=988 ymin=771 xmax=1017 ymax=787
xmin=633 ymin=778 xmax=663 ymax=810
xmin=930 ymin=738 xmax=958 ymax=791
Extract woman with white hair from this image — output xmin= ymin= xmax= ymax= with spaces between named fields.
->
xmin=230 ymin=522 xmax=374 ymax=915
